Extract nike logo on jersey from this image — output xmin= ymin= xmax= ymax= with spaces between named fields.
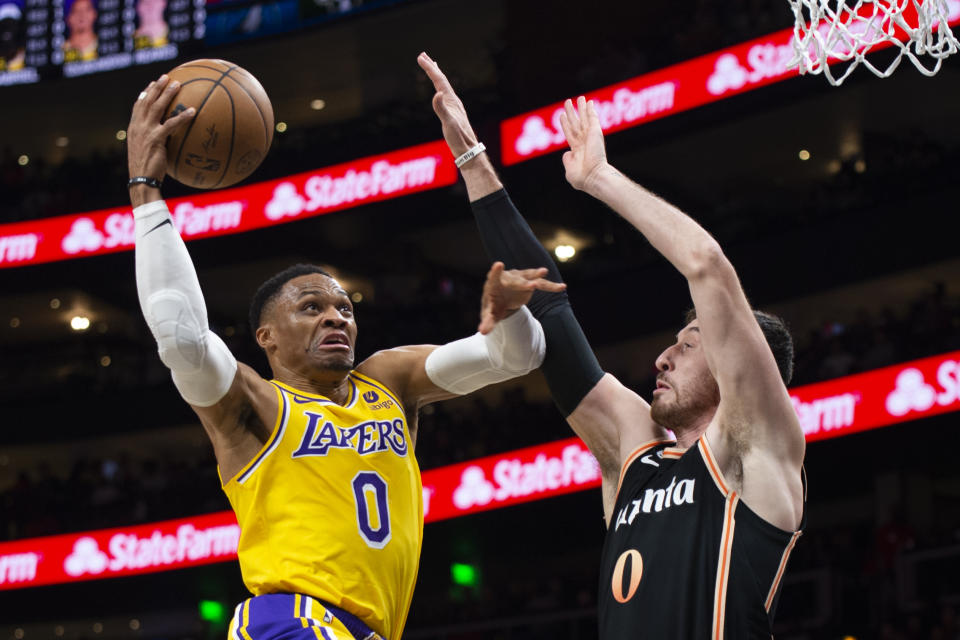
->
xmin=614 ymin=476 xmax=696 ymax=531
xmin=641 ymin=454 xmax=660 ymax=467
xmin=146 ymin=219 xmax=172 ymax=235
xmin=292 ymin=411 xmax=408 ymax=458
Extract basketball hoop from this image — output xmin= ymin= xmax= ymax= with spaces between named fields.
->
xmin=787 ymin=0 xmax=960 ymax=85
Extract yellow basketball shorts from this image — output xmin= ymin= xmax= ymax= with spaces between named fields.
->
xmin=228 ymin=593 xmax=383 ymax=640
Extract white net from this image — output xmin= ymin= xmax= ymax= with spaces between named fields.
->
xmin=787 ymin=0 xmax=960 ymax=85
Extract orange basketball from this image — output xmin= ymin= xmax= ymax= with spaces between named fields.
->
xmin=163 ymin=59 xmax=274 ymax=189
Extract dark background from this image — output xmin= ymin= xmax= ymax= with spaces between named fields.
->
xmin=2 ymin=1 xmax=960 ymax=638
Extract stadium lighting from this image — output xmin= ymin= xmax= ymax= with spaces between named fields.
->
xmin=554 ymin=244 xmax=576 ymax=261
xmin=276 ymin=122 xmax=288 ymax=133
xmin=451 ymin=562 xmax=479 ymax=587
xmin=70 ymin=315 xmax=90 ymax=331
xmin=199 ymin=600 xmax=228 ymax=623
xmin=310 ymin=99 xmax=326 ymax=110
xmin=798 ymin=149 xmax=811 ymax=161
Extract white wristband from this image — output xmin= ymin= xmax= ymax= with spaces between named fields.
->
xmin=455 ymin=142 xmax=486 ymax=168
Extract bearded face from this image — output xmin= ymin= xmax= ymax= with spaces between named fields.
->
xmin=650 ymin=322 xmax=720 ymax=432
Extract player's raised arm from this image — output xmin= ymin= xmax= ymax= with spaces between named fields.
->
xmin=128 ymin=75 xmax=277 ymax=480
xmin=358 ymin=262 xmax=563 ymax=415
xmin=560 ymin=97 xmax=805 ymax=528
xmin=418 ymin=53 xmax=670 ymax=520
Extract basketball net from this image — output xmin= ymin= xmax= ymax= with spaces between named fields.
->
xmin=787 ymin=0 xmax=960 ymax=85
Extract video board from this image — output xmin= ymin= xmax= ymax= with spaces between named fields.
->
xmin=0 ymin=0 xmax=204 ymax=84
xmin=0 ymin=0 xmax=408 ymax=86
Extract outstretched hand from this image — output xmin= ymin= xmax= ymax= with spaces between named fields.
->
xmin=478 ymin=262 xmax=566 ymax=335
xmin=126 ymin=74 xmax=195 ymax=184
xmin=417 ymin=52 xmax=480 ymax=159
xmin=558 ymin=96 xmax=608 ymax=192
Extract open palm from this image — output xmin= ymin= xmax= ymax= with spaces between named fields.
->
xmin=559 ymin=96 xmax=608 ymax=192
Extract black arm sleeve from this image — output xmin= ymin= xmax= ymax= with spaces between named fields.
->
xmin=470 ymin=188 xmax=604 ymax=417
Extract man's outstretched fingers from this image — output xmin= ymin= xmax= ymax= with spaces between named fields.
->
xmin=161 ymin=106 xmax=196 ymax=136
xmin=146 ymin=75 xmax=169 ymax=106
xmin=149 ymin=80 xmax=181 ymax=121
xmin=532 ymin=279 xmax=567 ymax=292
xmin=564 ymin=99 xmax=580 ymax=134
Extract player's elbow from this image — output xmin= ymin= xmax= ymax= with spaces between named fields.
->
xmin=686 ymin=240 xmax=733 ymax=282
xmin=145 ymin=290 xmax=208 ymax=373
xmin=493 ymin=310 xmax=546 ymax=375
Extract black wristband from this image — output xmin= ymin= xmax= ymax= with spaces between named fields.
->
xmin=128 ymin=176 xmax=163 ymax=189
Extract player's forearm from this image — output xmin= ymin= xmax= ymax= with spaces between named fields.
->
xmin=470 ymin=189 xmax=605 ymax=416
xmin=135 ymin=200 xmax=237 ymax=406
xmin=134 ymin=200 xmax=207 ymax=322
xmin=585 ymin=164 xmax=724 ymax=280
xmin=461 ymin=153 xmax=504 ymax=202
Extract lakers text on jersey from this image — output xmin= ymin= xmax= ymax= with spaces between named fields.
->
xmin=222 ymin=371 xmax=423 ymax=640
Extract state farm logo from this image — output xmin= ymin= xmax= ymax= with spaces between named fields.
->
xmin=265 ymin=182 xmax=306 ymax=220
xmin=707 ymin=54 xmax=749 ymax=95
xmin=60 ymin=202 xmax=242 ymax=256
xmin=64 ymin=537 xmax=108 ymax=576
xmin=62 ymin=524 xmax=240 ymax=577
xmin=266 ymin=158 xmax=440 ymax=220
xmin=453 ymin=466 xmax=495 ymax=509
xmin=513 ymin=84 xmax=675 ymax=157
xmin=452 ymin=445 xmax=601 ymax=511
xmin=706 ymin=42 xmax=794 ymax=96
xmin=515 ymin=116 xmax=558 ymax=157
xmin=62 ymin=218 xmax=105 ymax=254
xmin=885 ymin=360 xmax=960 ymax=418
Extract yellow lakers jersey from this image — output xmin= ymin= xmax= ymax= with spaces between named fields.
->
xmin=222 ymin=371 xmax=423 ymax=640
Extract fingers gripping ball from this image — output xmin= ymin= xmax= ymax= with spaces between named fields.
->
xmin=164 ymin=59 xmax=274 ymax=189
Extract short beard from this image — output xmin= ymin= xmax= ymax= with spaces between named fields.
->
xmin=650 ymin=397 xmax=698 ymax=433
xmin=649 ymin=384 xmax=720 ymax=434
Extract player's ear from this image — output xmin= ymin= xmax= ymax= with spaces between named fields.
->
xmin=255 ymin=325 xmax=273 ymax=351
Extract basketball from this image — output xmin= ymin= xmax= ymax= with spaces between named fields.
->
xmin=163 ymin=59 xmax=274 ymax=189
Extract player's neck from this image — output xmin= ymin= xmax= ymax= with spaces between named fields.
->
xmin=275 ymin=370 xmax=354 ymax=405
xmin=671 ymin=412 xmax=713 ymax=450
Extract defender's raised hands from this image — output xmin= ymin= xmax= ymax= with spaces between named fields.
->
xmin=478 ymin=263 xmax=566 ymax=335
xmin=417 ymin=52 xmax=481 ymax=159
xmin=558 ymin=96 xmax=609 ymax=193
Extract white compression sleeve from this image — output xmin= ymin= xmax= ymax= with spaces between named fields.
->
xmin=134 ymin=200 xmax=237 ymax=407
xmin=424 ymin=306 xmax=545 ymax=395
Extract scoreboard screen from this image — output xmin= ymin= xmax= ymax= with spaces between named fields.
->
xmin=0 ymin=0 xmax=203 ymax=84
xmin=0 ymin=0 xmax=410 ymax=86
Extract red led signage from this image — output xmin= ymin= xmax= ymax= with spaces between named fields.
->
xmin=500 ymin=10 xmax=960 ymax=165
xmin=0 ymin=141 xmax=457 ymax=269
xmin=1 ymin=350 xmax=958 ymax=589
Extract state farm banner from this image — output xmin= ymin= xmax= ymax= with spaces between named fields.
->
xmin=791 ymin=350 xmax=960 ymax=442
xmin=500 ymin=9 xmax=960 ymax=165
xmin=0 ymin=141 xmax=457 ymax=269
xmin=0 ymin=441 xmax=600 ymax=591
xmin=421 ymin=438 xmax=601 ymax=523
xmin=2 ymin=350 xmax=959 ymax=590
xmin=0 ymin=512 xmax=240 ymax=590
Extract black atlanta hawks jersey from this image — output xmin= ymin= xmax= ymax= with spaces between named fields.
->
xmin=598 ymin=437 xmax=804 ymax=640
